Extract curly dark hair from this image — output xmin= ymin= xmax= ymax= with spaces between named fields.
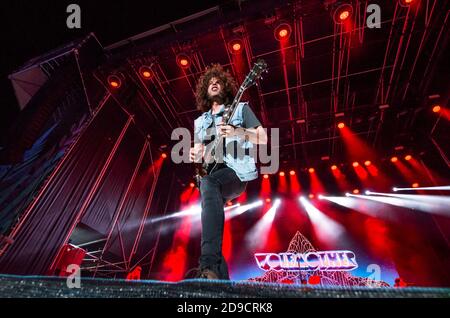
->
xmin=195 ymin=64 xmax=237 ymax=113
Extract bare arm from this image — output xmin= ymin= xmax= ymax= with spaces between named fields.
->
xmin=239 ymin=126 xmax=267 ymax=144
xmin=217 ymin=124 xmax=268 ymax=144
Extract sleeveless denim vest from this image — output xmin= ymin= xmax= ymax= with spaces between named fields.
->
xmin=194 ymin=102 xmax=258 ymax=182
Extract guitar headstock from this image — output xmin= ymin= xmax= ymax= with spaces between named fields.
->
xmin=223 ymin=59 xmax=268 ymax=121
xmin=241 ymin=59 xmax=268 ymax=90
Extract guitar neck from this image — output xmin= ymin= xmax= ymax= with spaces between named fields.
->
xmin=224 ymin=86 xmax=245 ymax=124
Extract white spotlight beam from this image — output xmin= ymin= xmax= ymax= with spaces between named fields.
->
xmin=225 ymin=203 xmax=241 ymax=211
xmin=226 ymin=200 xmax=263 ymax=220
xmin=365 ymin=191 xmax=450 ymax=210
xmin=150 ymin=202 xmax=241 ymax=224
xmin=319 ymin=195 xmax=391 ymax=219
xmin=393 ymin=185 xmax=450 ymax=192
xmin=348 ymin=193 xmax=450 ymax=217
xmin=299 ymin=197 xmax=345 ymax=243
xmin=150 ymin=204 xmax=202 ymax=223
xmin=245 ymin=199 xmax=281 ymax=249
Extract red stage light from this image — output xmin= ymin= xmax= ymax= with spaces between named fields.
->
xmin=279 ymin=171 xmax=285 ymax=177
xmin=176 ymin=53 xmax=190 ymax=68
xmin=274 ymin=23 xmax=292 ymax=41
xmin=331 ymin=165 xmax=338 ymax=171
xmin=400 ymin=0 xmax=414 ymax=5
xmin=353 ymin=189 xmax=360 ymax=194
xmin=266 ymin=198 xmax=271 ymax=203
xmin=107 ymin=75 xmax=122 ymax=89
xmin=161 ymin=153 xmax=167 ymax=159
xmin=309 ymin=194 xmax=315 ymax=199
xmin=263 ymin=174 xmax=269 ymax=179
xmin=338 ymin=122 xmax=345 ymax=129
xmin=289 ymin=170 xmax=296 ymax=176
xmin=364 ymin=160 xmax=371 ymax=166
xmin=308 ymin=168 xmax=315 ymax=173
xmin=352 ymin=162 xmax=359 ymax=167
xmin=432 ymin=105 xmax=441 ymax=113
xmin=391 ymin=156 xmax=398 ymax=163
xmin=227 ymin=201 xmax=233 ymax=206
xmin=279 ymin=29 xmax=288 ymax=38
xmin=189 ymin=182 xmax=195 ymax=188
xmin=308 ymin=275 xmax=321 ymax=285
xmin=228 ymin=39 xmax=243 ymax=53
xmin=339 ymin=10 xmax=350 ymax=21
xmin=139 ymin=66 xmax=152 ymax=79
xmin=405 ymin=155 xmax=412 ymax=161
xmin=333 ymin=3 xmax=353 ymax=24
xmin=412 ymin=182 xmax=419 ymax=188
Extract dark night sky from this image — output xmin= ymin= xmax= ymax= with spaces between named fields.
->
xmin=0 ymin=0 xmax=223 ymax=135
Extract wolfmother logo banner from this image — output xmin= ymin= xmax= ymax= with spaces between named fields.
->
xmin=255 ymin=250 xmax=358 ymax=271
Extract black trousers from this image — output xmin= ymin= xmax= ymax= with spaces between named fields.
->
xmin=198 ymin=166 xmax=247 ymax=279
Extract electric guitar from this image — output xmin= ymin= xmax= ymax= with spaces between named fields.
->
xmin=194 ymin=59 xmax=268 ymax=185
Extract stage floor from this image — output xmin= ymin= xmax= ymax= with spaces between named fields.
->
xmin=0 ymin=274 xmax=449 ymax=298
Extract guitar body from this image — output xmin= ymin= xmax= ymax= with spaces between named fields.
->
xmin=193 ymin=60 xmax=267 ymax=187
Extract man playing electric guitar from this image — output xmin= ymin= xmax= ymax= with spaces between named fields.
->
xmin=189 ymin=64 xmax=267 ymax=280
